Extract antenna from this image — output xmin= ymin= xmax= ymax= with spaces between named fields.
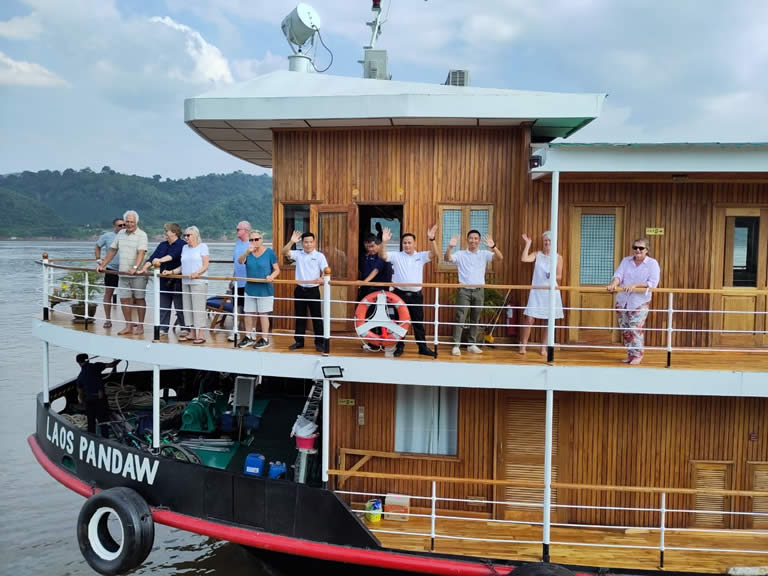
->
xmin=281 ymin=3 xmax=322 ymax=72
xmin=360 ymin=0 xmax=390 ymax=79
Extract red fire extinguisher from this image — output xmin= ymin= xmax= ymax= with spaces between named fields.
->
xmin=506 ymin=305 xmax=518 ymax=337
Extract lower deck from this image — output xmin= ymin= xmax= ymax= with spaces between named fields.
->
xmin=368 ymin=514 xmax=768 ymax=573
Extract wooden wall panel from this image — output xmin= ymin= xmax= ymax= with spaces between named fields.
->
xmin=558 ymin=391 xmax=768 ymax=529
xmin=271 ymin=127 xmax=529 ymax=334
xmin=329 ymin=381 xmax=496 ymax=513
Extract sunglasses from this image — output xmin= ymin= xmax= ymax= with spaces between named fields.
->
xmin=632 ymin=246 xmax=646 ymax=251
xmin=183 ymin=234 xmax=191 ymax=238
xmin=117 ymin=224 xmax=126 ymax=227
xmin=249 ymin=238 xmax=262 ymax=242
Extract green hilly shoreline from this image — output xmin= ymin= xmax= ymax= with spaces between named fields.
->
xmin=0 ymin=167 xmax=273 ymax=240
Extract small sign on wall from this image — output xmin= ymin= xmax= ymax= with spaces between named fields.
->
xmin=645 ymin=227 xmax=665 ymax=236
xmin=338 ymin=398 xmax=355 ymax=406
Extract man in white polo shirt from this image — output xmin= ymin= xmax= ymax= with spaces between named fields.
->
xmin=97 ymin=210 xmax=149 ymax=336
xmin=380 ymin=225 xmax=439 ymax=357
xmin=445 ymin=229 xmax=503 ymax=356
xmin=281 ymin=230 xmax=329 ymax=353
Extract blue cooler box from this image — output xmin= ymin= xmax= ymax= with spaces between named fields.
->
xmin=268 ymin=461 xmax=286 ymax=479
xmin=244 ymin=453 xmax=265 ymax=477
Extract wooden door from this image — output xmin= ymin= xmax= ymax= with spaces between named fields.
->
xmin=748 ymin=462 xmax=768 ymax=529
xmin=710 ymin=207 xmax=768 ymax=347
xmin=495 ymin=390 xmax=560 ymax=522
xmin=317 ymin=205 xmax=356 ymax=332
xmin=691 ymin=461 xmax=732 ymax=529
xmin=568 ymin=206 xmax=625 ymax=344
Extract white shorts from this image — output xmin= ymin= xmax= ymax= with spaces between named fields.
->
xmin=117 ymin=275 xmax=148 ymax=300
xmin=244 ymin=295 xmax=274 ymax=314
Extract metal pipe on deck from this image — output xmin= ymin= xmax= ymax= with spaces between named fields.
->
xmin=322 ymin=377 xmax=329 ymax=483
xmin=42 ymin=340 xmax=50 ymax=406
xmin=153 ymin=265 xmax=160 ymax=341
xmin=542 ymin=388 xmax=553 ymax=562
xmin=322 ymin=268 xmax=331 ymax=355
xmin=547 ymin=171 xmax=559 ymax=363
xmin=152 ymin=364 xmax=160 ymax=449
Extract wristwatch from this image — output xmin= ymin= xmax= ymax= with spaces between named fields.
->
xmin=132 ymin=265 xmax=138 ymax=270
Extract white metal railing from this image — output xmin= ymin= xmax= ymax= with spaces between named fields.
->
xmin=38 ymin=257 xmax=768 ymax=363
xmin=333 ymin=482 xmax=768 ymax=567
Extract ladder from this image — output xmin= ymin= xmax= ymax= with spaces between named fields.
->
xmin=295 ymin=382 xmax=323 ymax=484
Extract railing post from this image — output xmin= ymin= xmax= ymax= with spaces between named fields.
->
xmin=42 ymin=253 xmax=49 ymax=321
xmin=84 ymin=269 xmax=90 ymax=330
xmin=542 ymin=388 xmax=553 ymax=562
xmin=153 ymin=264 xmax=161 ymax=341
xmin=433 ymin=287 xmax=440 ymax=357
xmin=42 ymin=340 xmax=50 ymax=406
xmin=322 ymin=378 xmax=330 ymax=484
xmin=546 ymin=170 xmax=560 ymax=363
xmin=666 ymin=293 xmax=674 ymax=368
xmin=323 ymin=267 xmax=331 ymax=355
xmin=430 ymin=480 xmax=437 ymax=552
xmin=232 ymin=282 xmax=239 ymax=347
xmin=659 ymin=492 xmax=666 ymax=568
xmin=152 ymin=364 xmax=160 ymax=449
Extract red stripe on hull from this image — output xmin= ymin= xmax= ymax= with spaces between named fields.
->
xmin=28 ymin=435 xmax=514 ymax=576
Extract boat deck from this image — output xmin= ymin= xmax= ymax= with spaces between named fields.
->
xmin=368 ymin=514 xmax=768 ymax=573
xmin=42 ymin=311 xmax=768 ymax=373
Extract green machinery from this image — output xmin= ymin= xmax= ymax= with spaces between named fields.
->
xmin=180 ymin=391 xmax=228 ymax=434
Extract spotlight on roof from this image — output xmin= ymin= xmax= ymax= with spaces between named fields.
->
xmin=281 ymin=3 xmax=322 ymax=72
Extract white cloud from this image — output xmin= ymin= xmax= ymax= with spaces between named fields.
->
xmin=0 ymin=51 xmax=67 ymax=87
xmin=149 ymin=16 xmax=233 ymax=85
xmin=231 ymin=51 xmax=286 ymax=80
xmin=0 ymin=12 xmax=42 ymax=39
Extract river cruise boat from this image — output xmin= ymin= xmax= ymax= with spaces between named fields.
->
xmin=29 ymin=3 xmax=768 ymax=575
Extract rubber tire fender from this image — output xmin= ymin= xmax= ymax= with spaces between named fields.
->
xmin=77 ymin=487 xmax=155 ymax=575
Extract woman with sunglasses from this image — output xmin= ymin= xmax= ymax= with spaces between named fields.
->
xmin=236 ymin=231 xmax=279 ymax=349
xmin=607 ymin=238 xmax=660 ymax=365
xmin=520 ymin=231 xmax=564 ymax=355
xmin=173 ymin=226 xmax=209 ymax=344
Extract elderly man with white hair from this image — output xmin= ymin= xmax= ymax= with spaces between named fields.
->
xmin=97 ymin=210 xmax=149 ymax=336
xmin=228 ymin=220 xmax=251 ymax=341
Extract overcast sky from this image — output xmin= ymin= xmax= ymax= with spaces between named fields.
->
xmin=1 ymin=0 xmax=766 ymax=178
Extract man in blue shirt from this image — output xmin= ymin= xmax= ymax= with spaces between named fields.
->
xmin=140 ymin=222 xmax=186 ymax=335
xmin=230 ymin=220 xmax=251 ymax=341
xmin=94 ymin=217 xmax=124 ymax=328
xmin=76 ymin=354 xmax=120 ymax=435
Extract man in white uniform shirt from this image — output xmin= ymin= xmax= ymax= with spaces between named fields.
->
xmin=380 ymin=225 xmax=439 ymax=357
xmin=281 ymin=231 xmax=329 ymax=353
xmin=444 ymin=229 xmax=503 ymax=356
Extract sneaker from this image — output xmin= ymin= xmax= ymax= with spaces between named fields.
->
xmin=288 ymin=342 xmax=304 ymax=351
xmin=227 ymin=331 xmax=236 ymax=342
xmin=237 ymin=336 xmax=254 ymax=348
xmin=253 ymin=338 xmax=271 ymax=349
xmin=451 ymin=346 xmax=461 ymax=356
xmin=468 ymin=344 xmax=483 ymax=354
xmin=418 ymin=347 xmax=436 ymax=358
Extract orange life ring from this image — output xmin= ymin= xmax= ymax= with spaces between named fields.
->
xmin=354 ymin=290 xmax=411 ymax=348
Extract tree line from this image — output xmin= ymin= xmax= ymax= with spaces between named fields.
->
xmin=0 ymin=167 xmax=273 ymax=239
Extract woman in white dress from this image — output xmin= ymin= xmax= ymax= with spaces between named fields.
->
xmin=520 ymin=231 xmax=564 ymax=355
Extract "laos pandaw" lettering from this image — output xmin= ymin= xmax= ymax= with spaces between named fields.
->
xmin=46 ymin=416 xmax=159 ymax=485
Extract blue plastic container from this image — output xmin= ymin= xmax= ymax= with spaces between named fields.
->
xmin=220 ymin=411 xmax=234 ymax=432
xmin=244 ymin=453 xmax=265 ymax=477
xmin=268 ymin=461 xmax=286 ymax=479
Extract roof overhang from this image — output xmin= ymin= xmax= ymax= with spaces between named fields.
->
xmin=531 ymin=143 xmax=768 ymax=177
xmin=184 ymin=70 xmax=606 ymax=168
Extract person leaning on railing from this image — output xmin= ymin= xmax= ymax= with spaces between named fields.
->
xmin=170 ymin=226 xmax=209 ymax=345
xmin=140 ymin=222 xmax=186 ymax=337
xmin=607 ymin=237 xmax=660 ymax=365
xmin=236 ymin=230 xmax=279 ymax=350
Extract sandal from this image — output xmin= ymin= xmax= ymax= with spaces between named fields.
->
xmin=103 ymin=320 xmax=112 ymax=328
xmin=192 ymin=338 xmax=206 ymax=345
xmin=178 ymin=333 xmax=189 ymax=341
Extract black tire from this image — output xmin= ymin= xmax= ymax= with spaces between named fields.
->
xmin=159 ymin=443 xmax=202 ymax=464
xmin=76 ymin=487 xmax=155 ymax=575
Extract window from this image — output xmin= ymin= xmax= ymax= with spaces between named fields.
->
xmin=395 ymin=385 xmax=458 ymax=456
xmin=728 ymin=216 xmax=759 ymax=287
xmin=438 ymin=205 xmax=493 ymax=269
xmin=579 ymin=214 xmax=615 ymax=284
xmin=282 ymin=204 xmax=310 ymax=264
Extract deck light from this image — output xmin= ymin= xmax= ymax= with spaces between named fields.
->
xmin=321 ymin=365 xmax=344 ymax=379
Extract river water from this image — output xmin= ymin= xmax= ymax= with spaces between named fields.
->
xmin=0 ymin=241 xmax=264 ymax=575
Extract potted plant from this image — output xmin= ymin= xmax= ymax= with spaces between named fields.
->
xmin=52 ymin=270 xmax=103 ymax=322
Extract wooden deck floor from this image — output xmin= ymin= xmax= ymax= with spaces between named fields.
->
xmin=43 ymin=309 xmax=768 ymax=373
xmin=366 ymin=514 xmax=768 ymax=573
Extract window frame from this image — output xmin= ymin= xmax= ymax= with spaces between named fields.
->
xmin=393 ymin=384 xmax=460 ymax=458
xmin=279 ymin=202 xmax=312 ymax=267
xmin=437 ymin=204 xmax=495 ymax=272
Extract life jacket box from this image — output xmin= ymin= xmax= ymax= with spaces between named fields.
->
xmin=221 ymin=411 xmax=262 ymax=432
xmin=244 ymin=453 xmax=265 ymax=477
xmin=384 ymin=494 xmax=410 ymax=521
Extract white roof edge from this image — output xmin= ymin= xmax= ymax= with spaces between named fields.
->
xmin=531 ymin=142 xmax=768 ymax=173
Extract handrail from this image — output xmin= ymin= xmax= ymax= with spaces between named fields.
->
xmin=38 ymin=259 xmax=768 ymax=296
